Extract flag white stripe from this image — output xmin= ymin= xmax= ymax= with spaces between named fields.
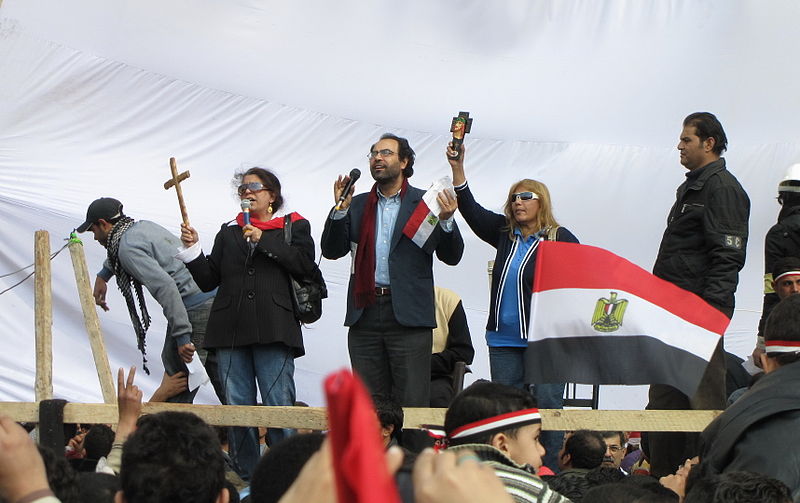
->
xmin=530 ymin=288 xmax=719 ymax=362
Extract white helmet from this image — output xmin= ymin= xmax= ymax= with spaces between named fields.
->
xmin=779 ymin=163 xmax=800 ymax=193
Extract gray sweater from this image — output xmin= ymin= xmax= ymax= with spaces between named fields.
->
xmin=98 ymin=220 xmax=211 ymax=346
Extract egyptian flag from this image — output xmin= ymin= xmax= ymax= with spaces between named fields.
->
xmin=325 ymin=369 xmax=401 ymax=503
xmin=403 ymin=185 xmax=443 ymax=252
xmin=526 ymin=241 xmax=729 ymax=397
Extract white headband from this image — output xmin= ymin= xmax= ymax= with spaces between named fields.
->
xmin=774 ymin=270 xmax=800 ymax=283
xmin=449 ymin=408 xmax=541 ymax=440
xmin=765 ymin=340 xmax=800 ymax=354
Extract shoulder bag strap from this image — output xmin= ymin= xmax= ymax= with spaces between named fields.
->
xmin=284 ymin=214 xmax=293 ymax=245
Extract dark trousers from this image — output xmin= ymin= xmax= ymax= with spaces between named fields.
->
xmin=647 ymin=339 xmax=727 ymax=477
xmin=348 ymin=294 xmax=431 ymax=407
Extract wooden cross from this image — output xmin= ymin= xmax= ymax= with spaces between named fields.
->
xmin=448 ymin=111 xmax=473 ymax=160
xmin=164 ymin=157 xmax=191 ymax=226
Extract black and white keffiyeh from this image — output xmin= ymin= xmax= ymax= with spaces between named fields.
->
xmin=107 ymin=216 xmax=152 ymax=374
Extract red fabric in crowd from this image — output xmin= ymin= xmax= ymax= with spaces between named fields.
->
xmin=324 ymin=369 xmax=401 ymax=503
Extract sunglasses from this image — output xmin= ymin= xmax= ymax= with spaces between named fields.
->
xmin=510 ymin=191 xmax=538 ymax=202
xmin=237 ymin=182 xmax=271 ymax=196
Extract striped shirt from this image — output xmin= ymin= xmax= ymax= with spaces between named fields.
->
xmin=447 ymin=444 xmax=572 ymax=503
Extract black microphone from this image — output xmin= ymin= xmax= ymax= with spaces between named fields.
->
xmin=336 ymin=168 xmax=361 ymax=210
xmin=240 ymin=199 xmax=251 ymax=226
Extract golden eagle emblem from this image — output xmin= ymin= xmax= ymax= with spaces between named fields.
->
xmin=591 ymin=291 xmax=628 ymax=333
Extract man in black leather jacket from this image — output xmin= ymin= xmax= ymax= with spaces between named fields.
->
xmin=648 ymin=112 xmax=750 ymax=477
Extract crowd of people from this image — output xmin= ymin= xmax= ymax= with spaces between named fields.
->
xmin=6 ymin=110 xmax=799 ymax=501
xmin=1 ymin=362 xmax=799 ymax=502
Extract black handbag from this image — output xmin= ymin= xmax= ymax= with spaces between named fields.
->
xmin=283 ymin=215 xmax=328 ymax=323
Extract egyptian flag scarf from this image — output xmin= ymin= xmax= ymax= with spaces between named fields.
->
xmin=235 ymin=211 xmax=304 ymax=230
xmin=354 ymin=180 xmax=408 ymax=308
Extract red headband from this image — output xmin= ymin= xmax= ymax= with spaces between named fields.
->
xmin=765 ymin=339 xmax=800 ymax=354
xmin=449 ymin=408 xmax=541 ymax=441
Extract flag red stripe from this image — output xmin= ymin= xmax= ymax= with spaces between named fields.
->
xmin=533 ymin=241 xmax=728 ymax=335
xmin=402 ymin=201 xmax=431 ymax=238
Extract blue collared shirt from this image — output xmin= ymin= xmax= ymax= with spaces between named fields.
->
xmin=374 ymin=188 xmax=402 ymax=286
xmin=331 ymin=188 xmax=455 ymax=287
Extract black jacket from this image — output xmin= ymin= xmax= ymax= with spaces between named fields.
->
xmin=758 ymin=204 xmax=800 ymax=336
xmin=187 ymin=216 xmax=317 ymax=356
xmin=653 ymin=158 xmax=749 ymax=316
xmin=701 ymin=361 xmax=800 ymax=501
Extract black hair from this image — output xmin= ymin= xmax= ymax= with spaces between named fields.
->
xmin=600 ymin=431 xmax=626 ymax=446
xmin=119 ymin=411 xmax=226 ymax=503
xmin=685 ymin=471 xmax=791 ymax=503
xmin=771 ymin=257 xmax=800 ymax=283
xmin=545 ymin=471 xmax=592 ymax=502
xmin=581 ymin=483 xmax=647 ymax=503
xmin=374 ymin=133 xmax=416 ymax=178
xmin=621 ymin=474 xmax=680 ymax=501
xmin=683 ymin=112 xmax=728 ymax=155
xmin=585 ymin=465 xmax=626 ymax=486
xmin=250 ymin=432 xmax=326 ymax=503
xmin=563 ymin=430 xmax=606 ymax=469
xmin=83 ymin=424 xmax=114 ymax=460
xmin=235 ymin=167 xmax=284 ymax=212
xmin=765 ymin=294 xmax=800 ymax=366
xmin=444 ymin=381 xmax=537 ymax=446
xmin=374 ymin=394 xmax=404 ymax=442
xmin=77 ymin=472 xmax=120 ymax=503
xmin=37 ymin=445 xmax=81 ymax=503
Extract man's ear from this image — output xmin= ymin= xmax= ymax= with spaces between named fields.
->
xmin=761 ymin=352 xmax=780 ymax=373
xmin=704 ymin=136 xmax=716 ymax=153
xmin=114 ymin=490 xmax=126 ymax=503
xmin=216 ymin=487 xmax=230 ymax=503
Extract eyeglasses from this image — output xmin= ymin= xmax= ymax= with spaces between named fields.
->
xmin=367 ymin=149 xmax=396 ymax=160
xmin=510 ymin=191 xmax=539 ymax=202
xmin=607 ymin=445 xmax=623 ymax=453
xmin=237 ymin=182 xmax=271 ymax=196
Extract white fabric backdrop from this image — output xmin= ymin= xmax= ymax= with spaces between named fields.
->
xmin=2 ymin=0 xmax=800 ymax=408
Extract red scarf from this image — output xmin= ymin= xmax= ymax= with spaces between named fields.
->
xmin=235 ymin=211 xmax=304 ymax=230
xmin=354 ymin=180 xmax=408 ymax=308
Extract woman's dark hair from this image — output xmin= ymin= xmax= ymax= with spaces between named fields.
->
xmin=235 ymin=167 xmax=284 ymax=212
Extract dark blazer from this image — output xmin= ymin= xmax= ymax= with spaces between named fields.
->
xmin=187 ymin=216 xmax=317 ymax=356
xmin=320 ymin=184 xmax=464 ymax=328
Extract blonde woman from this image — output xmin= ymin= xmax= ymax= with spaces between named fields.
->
xmin=446 ymin=143 xmax=578 ymax=471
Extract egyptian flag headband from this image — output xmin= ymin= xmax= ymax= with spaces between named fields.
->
xmin=774 ymin=270 xmax=800 ymax=283
xmin=448 ymin=408 xmax=541 ymax=441
xmin=765 ymin=339 xmax=800 ymax=354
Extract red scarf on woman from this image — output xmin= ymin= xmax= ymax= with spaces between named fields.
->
xmin=354 ymin=180 xmax=408 ymax=308
xmin=235 ymin=211 xmax=304 ymax=230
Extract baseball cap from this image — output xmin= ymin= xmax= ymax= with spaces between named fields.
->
xmin=77 ymin=197 xmax=124 ymax=232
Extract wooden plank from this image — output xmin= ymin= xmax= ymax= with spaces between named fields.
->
xmin=539 ymin=409 xmax=722 ymax=432
xmin=0 ymin=403 xmax=720 ymax=432
xmin=68 ymin=240 xmax=116 ymax=403
xmin=34 ymin=230 xmax=53 ymax=402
